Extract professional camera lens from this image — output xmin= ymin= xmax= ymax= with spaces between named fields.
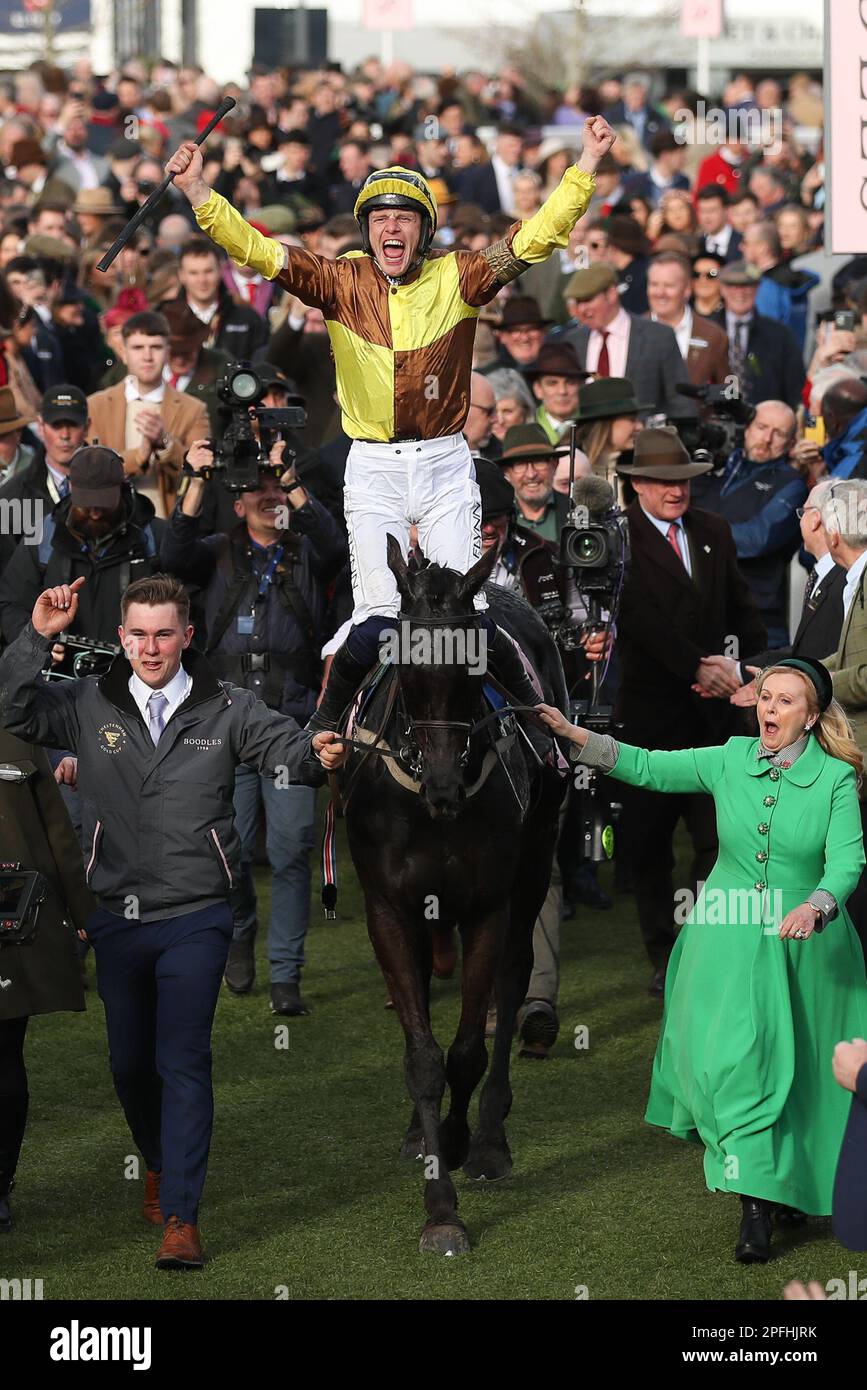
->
xmin=230 ymin=369 xmax=260 ymax=401
xmin=573 ymin=532 xmax=606 ymax=566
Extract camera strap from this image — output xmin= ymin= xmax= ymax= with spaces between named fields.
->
xmin=208 ymin=537 xmax=319 ymax=683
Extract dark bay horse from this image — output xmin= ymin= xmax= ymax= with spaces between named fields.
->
xmin=339 ymin=536 xmax=567 ymax=1255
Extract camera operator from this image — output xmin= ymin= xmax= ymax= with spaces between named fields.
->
xmin=613 ymin=428 xmax=766 ymax=996
xmin=498 ymin=424 xmax=570 ymax=540
xmin=693 ymin=401 xmax=806 ymax=649
xmin=159 ymin=436 xmax=346 ymax=1018
xmin=0 ymin=447 xmax=163 ymax=654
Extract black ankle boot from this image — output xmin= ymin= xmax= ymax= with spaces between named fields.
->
xmin=307 ymin=644 xmax=372 ymax=733
xmin=486 ymin=624 xmax=542 ymax=710
xmin=735 ymin=1196 xmax=773 ymax=1263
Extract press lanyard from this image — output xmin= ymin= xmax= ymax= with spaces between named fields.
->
xmin=254 ymin=544 xmax=284 ymax=602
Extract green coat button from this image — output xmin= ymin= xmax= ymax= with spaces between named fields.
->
xmin=755 ymin=850 xmax=768 ymax=863
xmin=763 ymin=795 xmax=776 ymax=807
xmin=769 ymin=768 xmax=780 ymax=781
xmin=758 ymin=823 xmax=769 ymax=834
xmin=754 ymin=881 xmax=766 ymax=891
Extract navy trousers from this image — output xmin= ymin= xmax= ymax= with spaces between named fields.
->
xmin=87 ymin=902 xmax=233 ymax=1225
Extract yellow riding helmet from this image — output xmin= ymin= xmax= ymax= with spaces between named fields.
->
xmin=354 ymin=166 xmax=439 ymax=262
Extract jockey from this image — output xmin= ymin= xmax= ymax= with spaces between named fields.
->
xmin=164 ymin=117 xmax=616 ymax=730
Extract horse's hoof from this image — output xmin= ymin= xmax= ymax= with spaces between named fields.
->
xmin=399 ymin=1134 xmax=425 ymax=1160
xmin=418 ymin=1222 xmax=470 ymax=1257
xmin=463 ymin=1148 xmax=513 ymax=1182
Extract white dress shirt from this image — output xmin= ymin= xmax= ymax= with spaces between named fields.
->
xmin=704 ymin=224 xmax=735 ymax=259
xmin=811 ymin=551 xmax=837 ymax=589
xmin=124 ymin=375 xmax=165 ymax=406
xmin=129 ymin=665 xmax=193 ymax=727
xmin=189 ymin=301 xmax=219 ymax=326
xmin=586 ymin=306 xmax=631 ymax=379
xmin=641 ymin=506 xmax=692 ymax=577
xmin=843 ymin=548 xmax=867 ymax=619
xmin=491 ymin=154 xmax=519 ymax=217
xmin=651 ymin=305 xmax=692 ymax=361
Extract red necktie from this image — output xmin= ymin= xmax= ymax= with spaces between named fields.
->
xmin=596 ymin=330 xmax=610 ymax=378
xmin=169 ymin=372 xmax=179 ymax=388
xmin=245 ymin=282 xmax=257 ymax=306
xmin=666 ymin=523 xmax=683 ymax=564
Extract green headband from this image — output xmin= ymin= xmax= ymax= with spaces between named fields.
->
xmin=767 ymin=657 xmax=833 ymax=712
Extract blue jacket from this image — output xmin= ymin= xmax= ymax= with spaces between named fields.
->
xmin=824 ymin=406 xmax=867 ymax=479
xmin=754 ymin=263 xmax=820 ymax=352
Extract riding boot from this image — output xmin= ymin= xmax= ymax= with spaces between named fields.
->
xmin=0 ymin=1092 xmax=28 ymax=1233
xmin=307 ymin=643 xmax=372 ymax=734
xmin=735 ymin=1195 xmax=773 ymax=1263
xmin=485 ymin=623 xmax=550 ymax=762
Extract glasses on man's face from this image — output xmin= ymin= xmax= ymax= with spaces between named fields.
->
xmin=508 ymin=460 xmax=552 ymax=474
xmin=586 ymin=238 xmax=606 ymax=250
xmin=693 ymin=268 xmax=719 ymax=280
xmin=503 ymin=325 xmax=541 ymax=337
xmin=796 ymin=506 xmax=819 ymax=519
xmin=470 ymin=401 xmax=495 ymax=414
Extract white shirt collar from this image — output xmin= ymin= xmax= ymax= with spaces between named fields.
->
xmin=125 ymin=374 xmax=165 ymax=404
xmin=843 ymin=548 xmax=867 ymax=617
xmin=812 ymin=552 xmax=836 ymax=585
xmin=128 ymin=664 xmax=192 ymax=724
xmin=189 ymin=300 xmax=219 ymax=325
xmin=651 ymin=305 xmax=692 ymax=358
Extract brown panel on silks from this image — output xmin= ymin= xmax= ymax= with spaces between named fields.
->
xmin=392 ymin=317 xmax=479 ymax=440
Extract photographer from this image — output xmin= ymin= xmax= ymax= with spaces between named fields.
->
xmin=160 ymin=436 xmax=345 ymax=1017
xmin=498 ymin=424 xmax=569 ymax=541
xmin=0 ymin=383 xmax=89 ymax=575
xmin=0 ymin=447 xmax=163 ymax=654
xmin=613 ymin=428 xmax=766 ymax=996
xmin=694 ymin=401 xmax=806 ymax=649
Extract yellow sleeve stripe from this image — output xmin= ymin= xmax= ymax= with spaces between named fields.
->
xmin=192 ymin=189 xmax=285 ymax=280
xmin=512 ymin=167 xmax=596 ymax=265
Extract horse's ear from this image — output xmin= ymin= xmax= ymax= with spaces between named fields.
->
xmin=386 ymin=533 xmax=413 ymax=603
xmin=456 ymin=543 xmax=498 ymax=606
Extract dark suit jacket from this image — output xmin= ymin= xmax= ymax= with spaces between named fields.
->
xmin=698 ymin=229 xmax=742 ymax=263
xmin=747 ymin=563 xmax=846 ymax=666
xmin=615 ymin=503 xmax=766 ymax=747
xmin=833 ymin=1062 xmax=867 ymax=1250
xmin=741 ymin=313 xmax=805 ymax=410
xmin=556 ymin=315 xmax=697 ymax=419
xmin=453 ymin=161 xmax=502 ymax=215
xmin=602 ymin=101 xmax=670 ymax=150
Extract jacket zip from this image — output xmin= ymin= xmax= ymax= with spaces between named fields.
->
xmin=86 ymin=820 xmax=102 ymax=884
xmin=209 ymin=827 xmax=233 ymax=888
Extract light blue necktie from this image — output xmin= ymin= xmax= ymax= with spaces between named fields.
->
xmin=147 ymin=691 xmax=168 ymax=745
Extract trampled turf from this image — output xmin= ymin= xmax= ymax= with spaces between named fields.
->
xmin=0 ymin=817 xmax=855 ymax=1301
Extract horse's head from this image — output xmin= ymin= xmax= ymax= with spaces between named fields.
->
xmin=386 ymin=533 xmax=497 ymax=820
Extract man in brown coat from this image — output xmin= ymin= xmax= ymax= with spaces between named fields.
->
xmin=646 ymin=252 xmax=730 ymax=388
xmin=87 ymin=309 xmax=208 ymax=518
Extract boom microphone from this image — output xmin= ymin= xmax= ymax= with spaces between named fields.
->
xmin=572 ymin=475 xmax=617 ymax=515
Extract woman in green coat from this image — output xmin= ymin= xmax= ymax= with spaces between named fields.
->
xmin=539 ymin=656 xmax=867 ymax=1263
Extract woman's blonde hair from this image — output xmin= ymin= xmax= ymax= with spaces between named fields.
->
xmin=756 ymin=665 xmax=864 ymax=790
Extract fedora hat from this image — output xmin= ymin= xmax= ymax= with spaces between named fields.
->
xmin=719 ymin=258 xmax=761 ymax=287
xmin=499 ymin=423 xmax=569 ymax=466
xmin=523 ymin=342 xmax=589 ymax=381
xmin=73 ymin=186 xmax=123 ymax=217
xmin=498 ymin=295 xmax=553 ymax=330
xmin=0 ymin=386 xmax=33 ymax=435
xmin=576 ymin=377 xmax=652 ymax=422
xmin=616 ymin=425 xmax=712 ymax=479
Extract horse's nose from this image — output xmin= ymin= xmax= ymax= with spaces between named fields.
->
xmin=422 ymin=778 xmax=466 ymax=820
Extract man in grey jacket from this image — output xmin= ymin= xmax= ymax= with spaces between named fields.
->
xmin=0 ymin=571 xmax=343 ymax=1271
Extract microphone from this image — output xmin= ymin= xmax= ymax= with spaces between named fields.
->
xmin=572 ymin=475 xmax=616 ymax=515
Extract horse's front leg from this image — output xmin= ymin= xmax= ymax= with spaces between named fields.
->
xmin=440 ymin=904 xmax=507 ymax=1171
xmin=366 ymin=895 xmax=469 ymax=1255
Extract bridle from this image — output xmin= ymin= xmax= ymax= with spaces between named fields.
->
xmin=332 ymin=610 xmax=544 ymax=798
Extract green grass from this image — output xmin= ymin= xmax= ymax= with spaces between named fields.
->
xmin=0 ymin=817 xmax=857 ymax=1301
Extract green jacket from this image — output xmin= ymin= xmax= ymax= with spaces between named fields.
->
xmin=608 ymin=735 xmax=863 ymax=917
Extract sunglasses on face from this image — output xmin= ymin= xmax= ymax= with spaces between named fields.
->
xmin=586 ymin=239 xmax=606 ymax=249
xmin=693 ymin=268 xmax=719 ymax=280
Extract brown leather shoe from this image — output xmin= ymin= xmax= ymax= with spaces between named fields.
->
xmin=143 ymin=1169 xmax=162 ymax=1226
xmin=154 ymin=1216 xmax=204 ymax=1270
